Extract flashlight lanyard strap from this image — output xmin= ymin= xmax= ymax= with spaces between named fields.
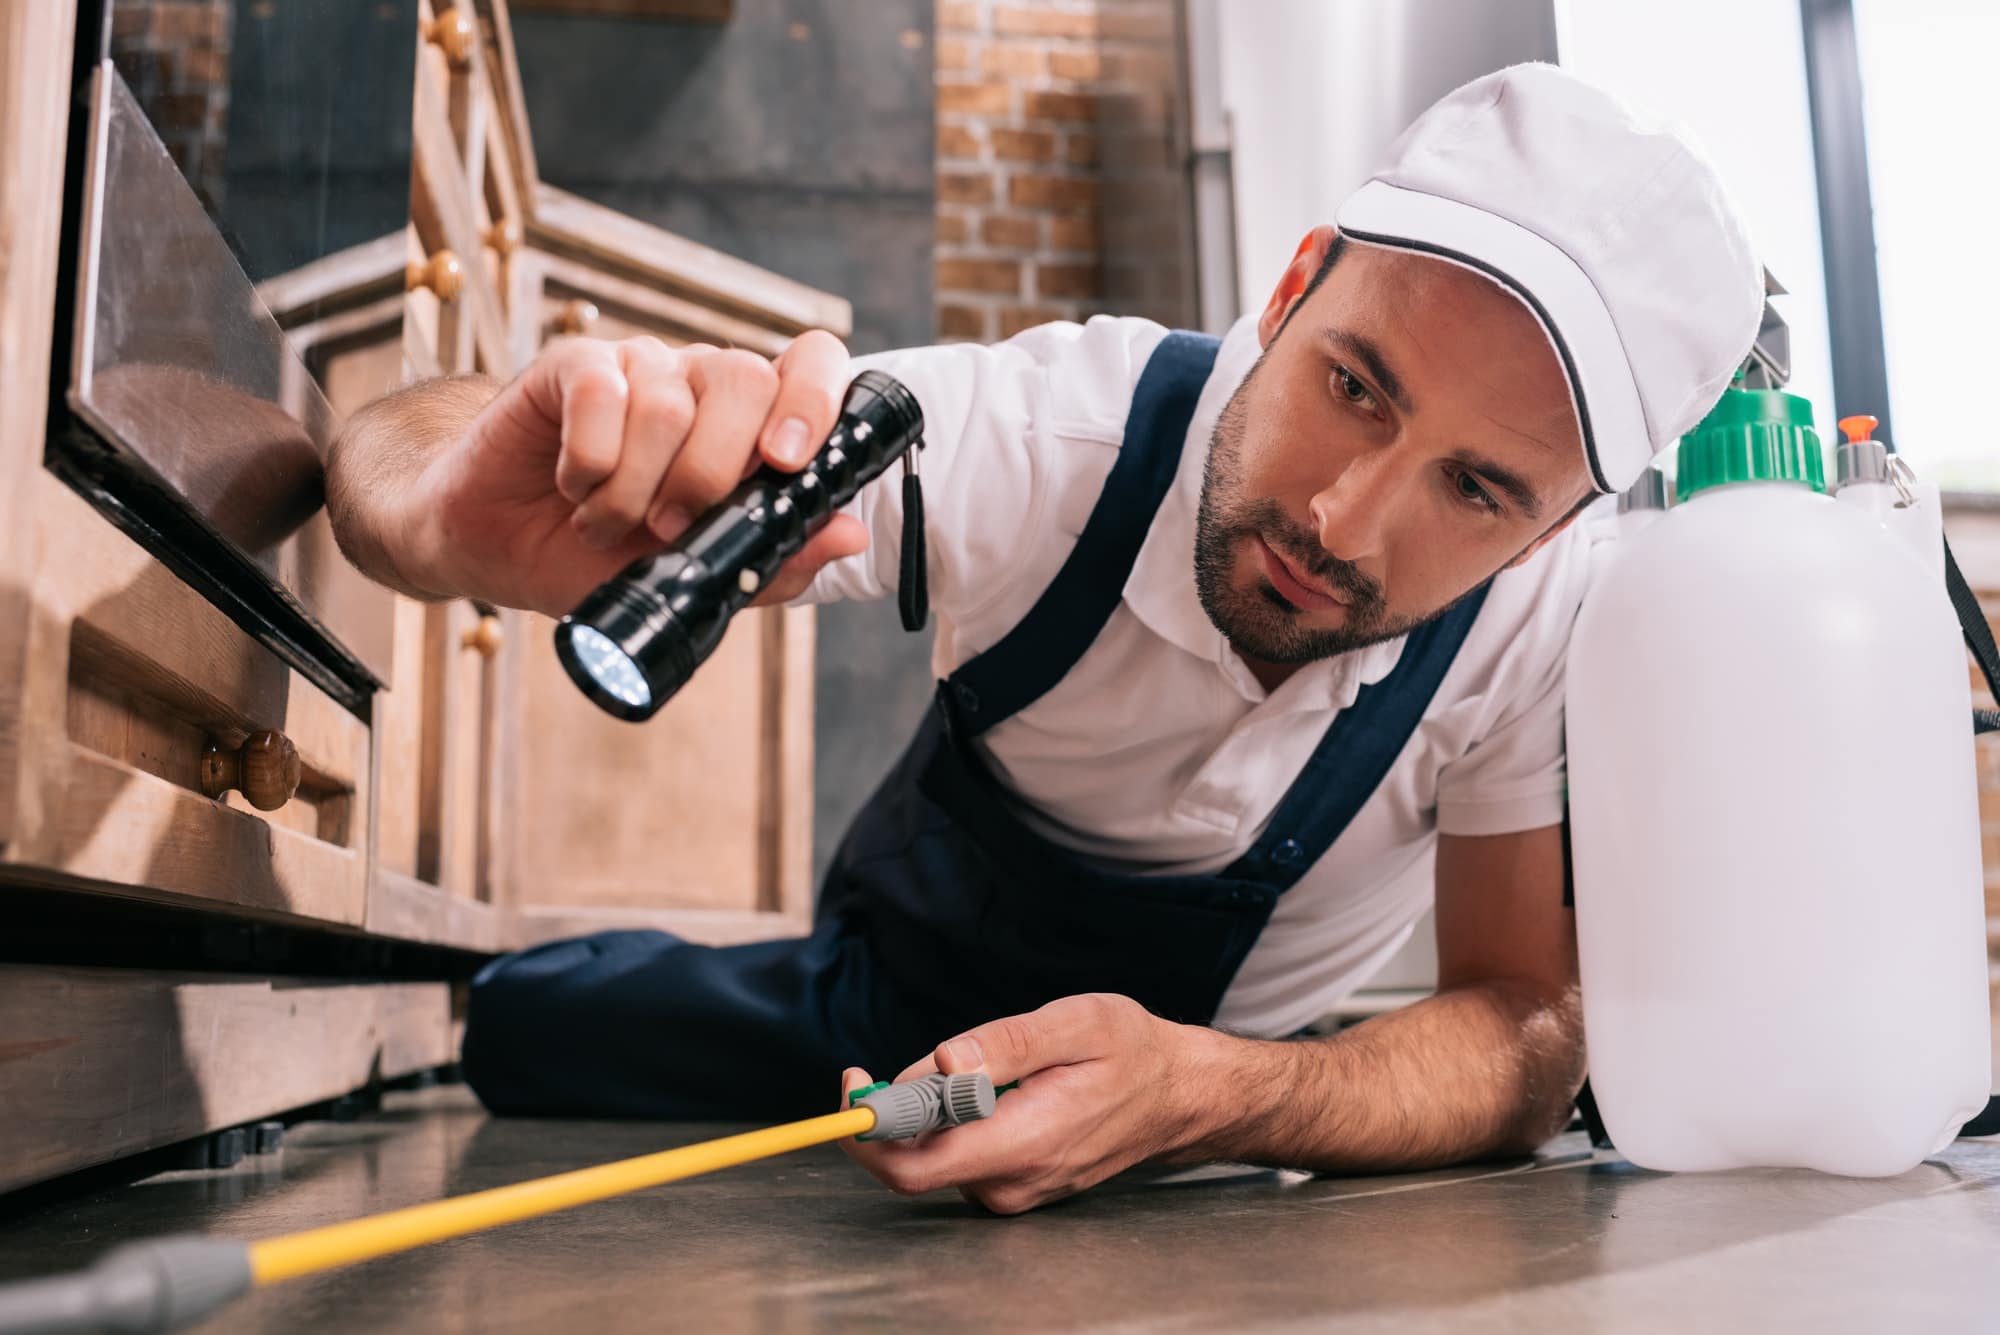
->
xmin=899 ymin=450 xmax=928 ymax=632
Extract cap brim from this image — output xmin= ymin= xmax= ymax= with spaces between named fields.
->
xmin=1335 ymin=179 xmax=1652 ymax=493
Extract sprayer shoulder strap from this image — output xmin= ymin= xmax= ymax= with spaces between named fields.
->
xmin=1937 ymin=535 xmax=2000 ymax=1138
xmin=1943 ymin=536 xmax=2000 ymax=735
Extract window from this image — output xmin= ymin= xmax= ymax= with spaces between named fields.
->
xmin=1559 ymin=0 xmax=1837 ymax=433
xmin=1850 ymin=0 xmax=2000 ymax=490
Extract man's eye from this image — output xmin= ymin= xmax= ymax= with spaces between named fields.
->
xmin=1332 ymin=365 xmax=1378 ymax=411
xmin=1451 ymin=467 xmax=1502 ymax=515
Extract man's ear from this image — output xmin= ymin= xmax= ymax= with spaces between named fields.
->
xmin=1257 ymin=225 xmax=1340 ymax=347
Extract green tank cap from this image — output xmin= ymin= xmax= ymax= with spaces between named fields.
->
xmin=1675 ymin=377 xmax=1826 ymax=500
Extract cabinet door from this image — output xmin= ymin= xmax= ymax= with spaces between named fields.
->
xmin=0 ymin=0 xmax=76 ymax=855
xmin=498 ymin=255 xmax=816 ymax=947
xmin=504 ymin=603 xmax=815 ymax=945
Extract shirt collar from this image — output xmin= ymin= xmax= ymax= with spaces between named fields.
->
xmin=1121 ymin=316 xmax=1408 ymax=709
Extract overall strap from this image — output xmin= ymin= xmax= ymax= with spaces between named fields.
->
xmin=1222 ymin=584 xmax=1492 ymax=888
xmin=941 ymin=330 xmax=1221 ymax=739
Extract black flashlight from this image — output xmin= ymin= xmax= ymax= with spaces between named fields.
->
xmin=555 ymin=370 xmax=925 ymax=721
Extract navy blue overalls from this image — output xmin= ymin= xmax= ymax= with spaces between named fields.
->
xmin=462 ymin=332 xmax=1489 ymax=1120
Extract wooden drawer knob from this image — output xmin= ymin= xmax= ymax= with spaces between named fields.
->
xmin=461 ymin=614 xmax=504 ymax=658
xmin=202 ymin=730 xmax=302 ymax=812
xmin=484 ymin=219 xmax=522 ymax=257
xmin=406 ymin=249 xmax=464 ymax=302
xmin=554 ymin=298 xmax=599 ymax=336
xmin=424 ymin=8 xmax=477 ymax=68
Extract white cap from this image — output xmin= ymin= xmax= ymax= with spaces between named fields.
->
xmin=1334 ymin=63 xmax=1763 ymax=493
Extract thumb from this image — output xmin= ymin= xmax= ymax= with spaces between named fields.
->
xmin=752 ymin=513 xmax=868 ymax=607
xmin=931 ymin=999 xmax=1101 ymax=1085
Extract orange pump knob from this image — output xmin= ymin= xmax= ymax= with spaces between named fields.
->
xmin=1838 ymin=414 xmax=1879 ymax=445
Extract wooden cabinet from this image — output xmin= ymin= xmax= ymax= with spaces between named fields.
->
xmin=0 ymin=1 xmax=374 ymax=928
xmin=259 ymin=230 xmax=513 ymax=952
xmin=504 ymin=600 xmax=818 ymax=946
xmin=0 ymin=0 xmax=75 ymax=861
xmin=3 ymin=0 xmax=849 ymax=938
xmin=0 ymin=0 xmax=852 ymax=1191
xmin=420 ymin=0 xmax=848 ymax=948
xmin=248 ymin=0 xmax=848 ymax=955
xmin=2 ymin=478 xmax=373 ymax=926
xmin=265 ymin=0 xmax=848 ymax=952
xmin=495 ymin=199 xmax=841 ymax=946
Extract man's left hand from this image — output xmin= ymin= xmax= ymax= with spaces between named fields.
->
xmin=839 ymin=994 xmax=1218 ymax=1214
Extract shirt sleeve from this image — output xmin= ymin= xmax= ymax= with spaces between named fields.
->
xmin=1432 ymin=647 xmax=1569 ymax=837
xmin=797 ymin=318 xmax=1162 ymax=633
xmin=795 ymin=339 xmax=1032 ymax=616
xmin=1432 ymin=509 xmax=1611 ymax=838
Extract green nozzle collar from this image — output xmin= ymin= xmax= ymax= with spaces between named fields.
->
xmin=1676 ymin=383 xmax=1825 ymax=500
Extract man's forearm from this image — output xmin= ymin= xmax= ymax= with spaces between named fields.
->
xmin=1175 ymin=981 xmax=1584 ymax=1173
xmin=324 ymin=373 xmax=499 ymax=600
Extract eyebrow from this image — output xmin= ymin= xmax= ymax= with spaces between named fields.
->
xmin=1454 ymin=450 xmax=1547 ymax=520
xmin=1322 ymin=327 xmax=1553 ymax=520
xmin=1323 ymin=329 xmax=1413 ymax=414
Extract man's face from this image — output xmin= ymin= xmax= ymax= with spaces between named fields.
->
xmin=1196 ymin=237 xmax=1594 ymax=665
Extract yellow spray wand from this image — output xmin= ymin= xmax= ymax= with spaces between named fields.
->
xmin=0 ymin=1072 xmax=995 ymax=1334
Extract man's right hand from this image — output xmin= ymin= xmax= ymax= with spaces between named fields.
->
xmin=393 ymin=330 xmax=869 ymax=617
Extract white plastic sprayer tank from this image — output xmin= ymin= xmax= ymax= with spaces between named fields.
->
xmin=1567 ymin=387 xmax=1991 ymax=1176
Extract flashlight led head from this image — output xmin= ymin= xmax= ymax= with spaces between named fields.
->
xmin=558 ymin=625 xmax=653 ymax=715
xmin=554 ymin=578 xmax=697 ymax=722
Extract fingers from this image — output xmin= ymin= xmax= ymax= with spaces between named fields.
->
xmin=569 ymin=338 xmax=696 ymax=549
xmin=840 ymin=1001 xmax=1159 ymax=1214
xmin=653 ymin=348 xmax=782 ymax=526
xmin=838 ymin=1062 xmax=989 ymax=1198
xmin=545 ymin=340 xmax=632 ymax=505
xmin=532 ymin=331 xmax=855 ymax=556
xmin=837 ymin=1066 xmax=909 ymax=1187
xmin=749 ymin=514 xmax=870 ymax=607
xmin=929 ymin=994 xmax=1132 ymax=1085
xmin=838 ymin=1057 xmax=1082 ymax=1210
xmin=759 ymin=329 xmax=850 ymax=470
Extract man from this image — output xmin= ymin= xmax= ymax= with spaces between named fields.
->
xmin=326 ymin=64 xmax=1761 ymax=1213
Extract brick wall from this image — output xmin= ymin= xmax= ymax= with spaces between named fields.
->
xmin=109 ymin=1 xmax=233 ymax=212
xmin=934 ymin=0 xmax=1196 ymax=343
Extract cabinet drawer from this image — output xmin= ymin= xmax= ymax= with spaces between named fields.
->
xmin=3 ymin=477 xmax=369 ymax=926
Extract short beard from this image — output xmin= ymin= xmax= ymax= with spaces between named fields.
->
xmin=1193 ymin=352 xmax=1466 ymax=665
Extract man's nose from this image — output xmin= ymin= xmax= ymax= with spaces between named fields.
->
xmin=1308 ymin=448 xmax=1408 ymax=570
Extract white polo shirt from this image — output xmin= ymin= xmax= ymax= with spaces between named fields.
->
xmin=806 ymin=313 xmax=1601 ymax=1037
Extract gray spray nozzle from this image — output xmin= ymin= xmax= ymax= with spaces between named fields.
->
xmin=0 ymin=1235 xmax=251 ymax=1335
xmin=852 ymin=1072 xmax=998 ymax=1141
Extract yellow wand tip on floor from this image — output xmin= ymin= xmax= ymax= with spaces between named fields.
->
xmin=247 ymin=1106 xmax=877 ymax=1285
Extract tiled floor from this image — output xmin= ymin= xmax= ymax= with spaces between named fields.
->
xmin=2 ymin=1086 xmax=1998 ymax=1332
